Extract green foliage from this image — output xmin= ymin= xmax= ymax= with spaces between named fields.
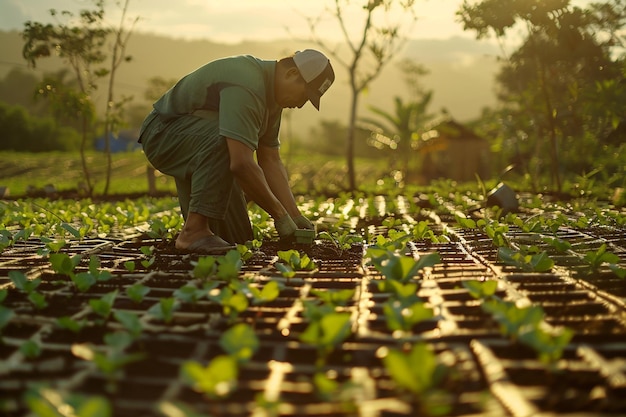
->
xmin=0 ymin=103 xmax=81 ymax=152
xmin=25 ymin=387 xmax=111 ymax=417
xmin=498 ymin=247 xmax=554 ymax=272
xmin=181 ymin=355 xmax=238 ymax=399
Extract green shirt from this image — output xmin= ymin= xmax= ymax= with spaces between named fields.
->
xmin=153 ymin=55 xmax=282 ymax=150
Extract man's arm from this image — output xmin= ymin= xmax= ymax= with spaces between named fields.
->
xmin=226 ymin=138 xmax=289 ymax=220
xmin=256 ymin=144 xmax=301 ymax=219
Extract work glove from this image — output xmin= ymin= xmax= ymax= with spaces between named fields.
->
xmin=293 ymin=215 xmax=315 ymax=231
xmin=275 ymin=214 xmax=297 ymax=239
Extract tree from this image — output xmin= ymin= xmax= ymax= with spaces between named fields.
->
xmin=359 ymin=59 xmax=434 ymax=185
xmin=22 ymin=2 xmax=109 ymax=196
xmin=307 ymin=0 xmax=418 ymax=191
xmin=458 ymin=0 xmax=625 ymax=192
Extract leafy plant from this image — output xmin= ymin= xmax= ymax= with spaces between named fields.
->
xmin=25 ymin=387 xmax=112 ymax=417
xmin=9 ymin=270 xmax=48 ymax=309
xmin=382 ymin=343 xmax=452 ymax=416
xmin=126 ymin=283 xmax=150 ymax=303
xmin=300 ymin=312 xmax=352 ymax=368
xmin=582 ymin=244 xmax=625 ymax=277
xmin=181 ymin=354 xmax=239 ymax=399
xmin=147 ymin=297 xmax=178 ymax=324
xmin=498 ymin=247 xmax=554 ymax=272
xmin=89 ymin=290 xmax=118 ymax=321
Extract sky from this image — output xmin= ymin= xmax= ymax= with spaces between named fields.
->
xmin=1 ymin=0 xmax=597 ymax=43
xmin=0 ymin=0 xmax=493 ymax=43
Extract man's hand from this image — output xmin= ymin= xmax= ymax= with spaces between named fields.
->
xmin=275 ymin=215 xmax=297 ymax=238
xmin=293 ymin=215 xmax=315 ymax=231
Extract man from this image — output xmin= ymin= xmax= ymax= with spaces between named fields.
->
xmin=139 ymin=49 xmax=335 ymax=254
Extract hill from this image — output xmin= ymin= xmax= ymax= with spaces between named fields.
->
xmin=0 ymin=30 xmax=500 ymax=139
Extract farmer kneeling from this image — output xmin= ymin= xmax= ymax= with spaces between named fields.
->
xmin=138 ymin=49 xmax=335 ymax=254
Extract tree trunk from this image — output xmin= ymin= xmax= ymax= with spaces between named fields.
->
xmin=346 ymin=86 xmax=358 ymax=191
xmin=80 ymin=113 xmax=93 ymax=197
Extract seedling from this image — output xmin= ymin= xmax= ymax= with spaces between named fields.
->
xmin=367 ymin=249 xmax=440 ymax=284
xmin=123 ymin=260 xmax=136 ymax=273
xmin=9 ymin=270 xmax=48 ymax=309
xmin=147 ymin=297 xmax=179 ymax=324
xmin=25 ymin=387 xmax=112 ymax=417
xmin=89 ymin=290 xmax=118 ymax=321
xmin=498 ymin=247 xmax=554 ymax=272
xmin=277 ymin=249 xmax=317 ymax=271
xmin=235 ymin=280 xmax=281 ymax=305
xmin=219 ymin=323 xmax=260 ymax=362
xmin=381 ymin=343 xmax=452 ymax=416
xmin=126 ymin=283 xmax=150 ymax=303
xmin=310 ymin=288 xmax=355 ymax=307
xmin=582 ymin=244 xmax=625 ymax=277
xmin=72 ymin=332 xmax=145 ymax=393
xmin=318 ymin=231 xmax=362 ymax=251
xmin=56 ymin=316 xmax=88 ymax=333
xmin=383 ymin=299 xmax=434 ymax=333
xmin=300 ymin=312 xmax=352 ymax=368
xmin=182 ymin=354 xmax=239 ymax=399
xmin=140 ymin=246 xmax=156 ymax=269
xmin=20 ymin=339 xmax=42 ymax=359
xmin=113 ymin=310 xmax=143 ymax=339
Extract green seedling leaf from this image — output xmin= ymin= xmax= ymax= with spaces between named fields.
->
xmin=498 ymin=247 xmax=553 ymax=272
xmin=45 ymin=239 xmax=67 ymax=253
xmin=275 ymin=262 xmax=295 ymax=278
xmin=377 ymin=280 xmax=420 ymax=304
xmin=310 ymin=288 xmax=355 ymax=307
xmin=519 ymin=326 xmax=574 ymax=364
xmin=104 ymin=331 xmax=135 ymax=351
xmin=49 ymin=253 xmax=81 ymax=276
xmin=584 ymin=244 xmax=620 ymax=271
xmin=141 ymin=257 xmax=156 ymax=269
xmin=25 ymin=388 xmax=112 ymax=417
xmin=383 ymin=300 xmax=434 ymax=332
xmin=219 ymin=323 xmax=260 ymax=362
xmin=455 ymin=215 xmax=476 ymax=229
xmin=609 ymin=264 xmax=626 ymax=279
xmin=0 ymin=305 xmax=15 ymax=330
xmin=216 ymin=251 xmax=242 ymax=281
xmin=313 ymin=371 xmax=339 ymax=399
xmin=174 ymin=284 xmax=207 ymax=304
xmin=73 ymin=272 xmax=97 ymax=292
xmin=462 ymin=280 xmax=498 ymax=299
xmin=140 ymin=246 xmax=155 ymax=256
xmin=182 ymin=355 xmax=238 ymax=398
xmin=20 ymin=339 xmax=42 ymax=359
xmin=89 ymin=290 xmax=118 ymax=319
xmin=192 ymin=256 xmax=217 ymax=279
xmin=382 ymin=343 xmax=448 ymax=397
xmin=56 ymin=316 xmax=87 ymax=333
xmin=243 ymin=280 xmax=281 ymax=305
xmin=9 ymin=270 xmax=40 ymax=293
xmin=0 ymin=288 xmax=7 ymax=303
xmin=148 ymin=297 xmax=178 ymax=323
xmin=61 ymin=222 xmax=82 ymax=238
xmin=113 ymin=311 xmax=143 ymax=338
xmin=123 ymin=261 xmax=136 ymax=273
xmin=88 ymin=255 xmax=112 ymax=282
xmin=28 ymin=292 xmax=48 ymax=309
xmin=300 ymin=312 xmax=352 ymax=354
xmin=126 ymin=283 xmax=150 ymax=303
xmin=542 ymin=237 xmax=572 ymax=253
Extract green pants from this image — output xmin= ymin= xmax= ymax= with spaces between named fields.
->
xmin=140 ymin=111 xmax=253 ymax=244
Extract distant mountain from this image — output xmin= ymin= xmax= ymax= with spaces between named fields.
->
xmin=0 ymin=30 xmax=501 ymax=138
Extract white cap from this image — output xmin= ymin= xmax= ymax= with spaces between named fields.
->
xmin=293 ymin=49 xmax=335 ymax=110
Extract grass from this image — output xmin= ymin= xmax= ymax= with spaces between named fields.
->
xmin=0 ymin=150 xmax=395 ymax=198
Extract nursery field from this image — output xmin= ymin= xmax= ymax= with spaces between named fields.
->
xmin=0 ymin=189 xmax=625 ymax=417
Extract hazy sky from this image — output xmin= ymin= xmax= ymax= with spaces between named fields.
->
xmin=1 ymin=0 xmax=598 ymax=44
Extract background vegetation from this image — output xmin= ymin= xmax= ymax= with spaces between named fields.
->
xmin=0 ymin=0 xmax=624 ymax=198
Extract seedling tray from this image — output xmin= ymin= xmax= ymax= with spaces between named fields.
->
xmin=1 ymin=194 xmax=625 ymax=416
